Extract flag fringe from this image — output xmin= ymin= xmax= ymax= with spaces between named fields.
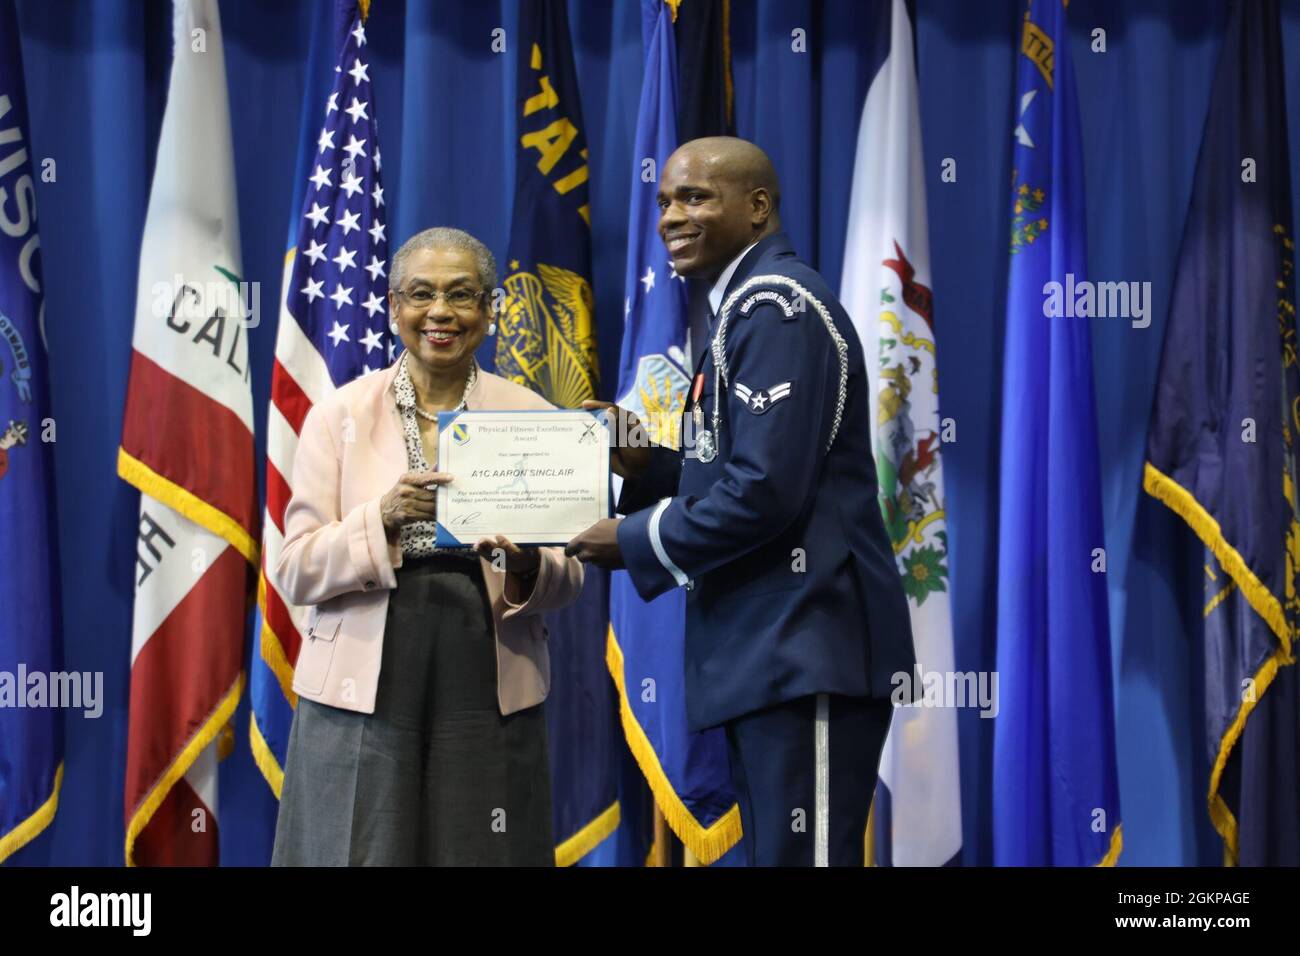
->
xmin=125 ymin=673 xmax=244 ymax=866
xmin=1143 ymin=462 xmax=1293 ymax=656
xmin=554 ymin=800 xmax=620 ymax=867
xmin=256 ymin=573 xmax=300 ymax=704
xmin=605 ymin=626 xmax=743 ymax=864
xmin=249 ymin=709 xmax=285 ymax=800
xmin=0 ymin=762 xmax=63 ymax=864
xmin=118 ymin=447 xmax=259 ymax=566
xmin=250 ymin=573 xmax=296 ymax=800
xmin=1142 ymin=461 xmax=1296 ymax=865
xmin=1208 ymin=651 xmax=1288 ymax=866
xmin=1097 ymin=823 xmax=1123 ymax=866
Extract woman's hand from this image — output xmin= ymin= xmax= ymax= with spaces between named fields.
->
xmin=381 ymin=470 xmax=453 ymax=537
xmin=581 ymin=399 xmax=651 ymax=481
xmin=473 ymin=535 xmax=542 ymax=576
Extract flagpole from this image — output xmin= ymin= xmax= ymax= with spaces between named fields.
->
xmin=651 ymin=806 xmax=671 ymax=866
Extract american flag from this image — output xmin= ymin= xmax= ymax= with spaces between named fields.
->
xmin=252 ymin=4 xmax=391 ymax=791
xmin=288 ymin=16 xmax=392 ymax=380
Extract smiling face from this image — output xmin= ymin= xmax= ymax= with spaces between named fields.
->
xmin=657 ymin=144 xmax=774 ymax=281
xmin=387 ymin=245 xmax=490 ymax=375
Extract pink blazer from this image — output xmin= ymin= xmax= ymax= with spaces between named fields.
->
xmin=274 ymin=359 xmax=585 ymax=716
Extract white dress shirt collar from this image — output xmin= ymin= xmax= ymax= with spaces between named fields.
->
xmin=707 ymin=239 xmax=761 ymax=317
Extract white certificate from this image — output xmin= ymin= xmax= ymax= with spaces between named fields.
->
xmin=434 ymin=409 xmax=610 ymax=547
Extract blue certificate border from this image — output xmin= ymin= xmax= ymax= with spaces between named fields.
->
xmin=434 ymin=407 xmax=611 ymax=548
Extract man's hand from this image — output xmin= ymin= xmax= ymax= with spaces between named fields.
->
xmin=565 ymin=518 xmax=625 ymax=569
xmin=581 ymin=400 xmax=652 ymax=481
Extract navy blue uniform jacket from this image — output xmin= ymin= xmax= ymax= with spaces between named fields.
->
xmin=616 ymin=233 xmax=917 ymax=731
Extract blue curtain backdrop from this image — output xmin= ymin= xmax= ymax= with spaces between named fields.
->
xmin=10 ymin=0 xmax=1300 ymax=866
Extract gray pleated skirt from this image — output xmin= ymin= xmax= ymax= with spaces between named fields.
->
xmin=271 ymin=554 xmax=554 ymax=866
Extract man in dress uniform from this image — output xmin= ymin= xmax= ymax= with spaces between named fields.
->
xmin=567 ymin=136 xmax=916 ymax=866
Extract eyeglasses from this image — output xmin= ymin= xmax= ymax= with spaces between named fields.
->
xmin=396 ymin=287 xmax=486 ymax=311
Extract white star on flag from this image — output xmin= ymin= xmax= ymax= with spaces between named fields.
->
xmin=348 ymin=57 xmax=369 ymax=86
xmin=362 ymin=291 xmax=384 ymax=317
xmin=343 ymin=134 xmax=367 ymax=161
xmin=332 ymin=246 xmax=357 ymax=273
xmin=372 ymin=183 xmax=384 ymax=207
xmin=365 ymin=255 xmax=385 ymax=281
xmin=305 ymin=202 xmax=329 ymax=228
xmin=329 ymin=283 xmax=353 ymax=310
xmin=360 ymin=326 xmax=384 ymax=353
xmin=301 ymin=277 xmax=324 ymax=302
xmin=309 ymin=165 xmax=332 ymax=190
xmin=641 ymin=266 xmax=655 ymax=293
xmin=326 ymin=91 xmax=338 ymax=114
xmin=303 ymin=239 xmax=327 ymax=264
xmin=368 ymin=220 xmax=386 ymax=244
xmin=340 ymin=171 xmax=364 ymax=198
xmin=345 ymin=97 xmax=369 ymax=123
xmin=317 ymin=127 xmax=335 ymax=153
xmin=326 ymin=319 xmax=350 ymax=346
xmin=337 ymin=209 xmax=360 ymax=234
xmin=351 ymin=22 xmax=366 ymax=47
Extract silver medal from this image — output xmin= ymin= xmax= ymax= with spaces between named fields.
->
xmin=697 ymin=429 xmax=717 ymax=463
xmin=691 ymin=401 xmax=716 ymax=462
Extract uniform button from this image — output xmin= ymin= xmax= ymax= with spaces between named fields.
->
xmin=364 ymin=580 xmax=376 ymax=590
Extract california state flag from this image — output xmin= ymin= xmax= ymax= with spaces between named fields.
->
xmin=840 ymin=0 xmax=962 ymax=866
xmin=118 ymin=0 xmax=256 ymax=866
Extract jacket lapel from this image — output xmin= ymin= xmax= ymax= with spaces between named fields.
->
xmin=370 ymin=360 xmax=408 ymax=471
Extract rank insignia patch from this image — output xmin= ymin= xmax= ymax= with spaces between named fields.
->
xmin=734 ymin=380 xmax=792 ymax=414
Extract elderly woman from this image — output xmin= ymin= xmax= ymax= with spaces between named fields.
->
xmin=270 ymin=227 xmax=583 ymax=866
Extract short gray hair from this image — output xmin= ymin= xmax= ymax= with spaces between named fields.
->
xmin=389 ymin=226 xmax=498 ymax=298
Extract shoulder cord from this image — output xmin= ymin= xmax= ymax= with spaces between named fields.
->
xmin=710 ymin=274 xmax=849 ymax=454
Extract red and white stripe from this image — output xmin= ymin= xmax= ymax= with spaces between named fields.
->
xmin=253 ymin=254 xmax=336 ymax=766
xmin=119 ymin=0 xmax=255 ymax=867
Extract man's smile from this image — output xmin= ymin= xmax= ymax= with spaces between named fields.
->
xmin=666 ymin=232 xmax=701 ymax=255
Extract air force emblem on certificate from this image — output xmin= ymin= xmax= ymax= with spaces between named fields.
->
xmin=734 ymin=380 xmax=792 ymax=414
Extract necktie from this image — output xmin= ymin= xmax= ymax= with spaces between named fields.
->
xmin=688 ymin=282 xmax=713 ymax=372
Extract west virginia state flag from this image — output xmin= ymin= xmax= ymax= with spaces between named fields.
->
xmin=1143 ymin=0 xmax=1299 ymax=866
xmin=841 ymin=0 xmax=961 ymax=868
xmin=500 ymin=0 xmax=619 ymax=865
